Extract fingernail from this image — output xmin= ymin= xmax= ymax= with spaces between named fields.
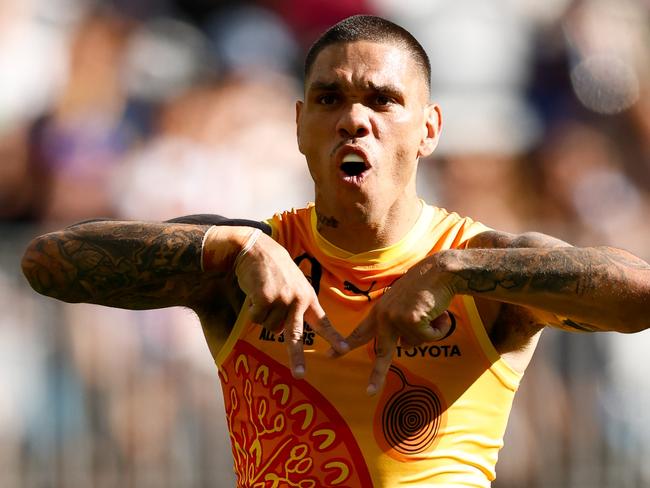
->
xmin=293 ymin=365 xmax=305 ymax=378
xmin=366 ymin=384 xmax=377 ymax=396
xmin=339 ymin=341 xmax=350 ymax=352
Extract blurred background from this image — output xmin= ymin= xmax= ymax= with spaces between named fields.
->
xmin=1 ymin=0 xmax=649 ymax=486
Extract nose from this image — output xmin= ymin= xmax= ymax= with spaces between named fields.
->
xmin=336 ymin=102 xmax=371 ymax=138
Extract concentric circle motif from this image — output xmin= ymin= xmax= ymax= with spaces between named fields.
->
xmin=381 ymin=366 xmax=443 ymax=455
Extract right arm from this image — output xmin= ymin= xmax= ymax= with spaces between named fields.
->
xmin=21 ymin=218 xmax=348 ymax=376
xmin=21 ymin=220 xmax=237 ymax=310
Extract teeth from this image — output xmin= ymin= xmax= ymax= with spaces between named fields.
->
xmin=342 ymin=153 xmax=364 ymax=163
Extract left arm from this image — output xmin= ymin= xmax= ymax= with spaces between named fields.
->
xmin=464 ymin=230 xmax=650 ymax=333
xmin=441 ymin=244 xmax=649 ymax=333
xmin=341 ymin=231 xmax=650 ymax=394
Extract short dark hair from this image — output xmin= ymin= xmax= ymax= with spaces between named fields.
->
xmin=304 ymin=15 xmax=431 ymax=93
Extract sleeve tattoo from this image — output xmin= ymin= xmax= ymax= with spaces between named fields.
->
xmin=461 ymin=231 xmax=650 ymax=333
xmin=21 ymin=222 xmax=219 ymax=310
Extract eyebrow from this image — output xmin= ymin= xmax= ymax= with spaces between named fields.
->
xmin=308 ymin=80 xmax=342 ymax=92
xmin=368 ymin=81 xmax=404 ymax=98
xmin=307 ymin=79 xmax=405 ymax=97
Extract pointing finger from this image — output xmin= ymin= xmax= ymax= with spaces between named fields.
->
xmin=367 ymin=325 xmax=398 ymax=396
xmin=285 ymin=303 xmax=306 ymax=379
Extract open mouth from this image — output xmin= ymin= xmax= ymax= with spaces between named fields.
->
xmin=341 ymin=161 xmax=367 ymax=176
xmin=340 ymin=153 xmax=369 ymax=177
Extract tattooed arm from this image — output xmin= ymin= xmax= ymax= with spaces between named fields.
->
xmin=20 ymin=220 xmax=243 ymax=311
xmin=465 ymin=230 xmax=592 ymax=336
xmin=443 ymin=237 xmax=650 ymax=334
xmin=341 ymin=230 xmax=650 ymax=394
xmin=21 ymin=218 xmax=348 ymax=376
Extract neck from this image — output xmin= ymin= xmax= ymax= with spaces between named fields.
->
xmin=315 ymin=193 xmax=422 ymax=253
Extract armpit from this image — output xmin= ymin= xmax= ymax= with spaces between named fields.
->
xmin=489 ymin=304 xmax=546 ymax=354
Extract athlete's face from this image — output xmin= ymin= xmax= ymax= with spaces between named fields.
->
xmin=296 ymin=41 xmax=441 ymax=212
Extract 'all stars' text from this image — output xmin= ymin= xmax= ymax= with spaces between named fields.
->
xmin=259 ymin=324 xmax=315 ymax=346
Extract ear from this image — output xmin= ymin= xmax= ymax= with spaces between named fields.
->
xmin=417 ymin=103 xmax=442 ymax=158
xmin=295 ymin=100 xmax=305 ymax=155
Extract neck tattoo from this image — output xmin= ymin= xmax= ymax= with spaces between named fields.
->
xmin=316 ymin=211 xmax=339 ymax=232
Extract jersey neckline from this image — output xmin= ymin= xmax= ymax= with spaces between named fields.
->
xmin=309 ymin=200 xmax=436 ymax=266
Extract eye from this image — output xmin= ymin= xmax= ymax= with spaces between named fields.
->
xmin=373 ymin=94 xmax=395 ymax=106
xmin=317 ymin=94 xmax=339 ymax=105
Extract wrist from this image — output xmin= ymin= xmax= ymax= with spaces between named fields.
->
xmin=429 ymin=250 xmax=466 ymax=295
xmin=201 ymin=226 xmax=258 ymax=272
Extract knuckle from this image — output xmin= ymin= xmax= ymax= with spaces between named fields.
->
xmin=280 ymin=286 xmax=300 ymax=307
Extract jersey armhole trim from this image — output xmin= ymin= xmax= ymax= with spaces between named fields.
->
xmin=215 ymin=297 xmax=252 ymax=366
xmin=461 ymin=295 xmax=522 ymax=391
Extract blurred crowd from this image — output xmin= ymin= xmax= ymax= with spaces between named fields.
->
xmin=0 ymin=0 xmax=649 ymax=486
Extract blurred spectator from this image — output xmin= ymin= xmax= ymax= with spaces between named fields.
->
xmin=0 ymin=0 xmax=70 ymax=221
xmin=112 ymin=74 xmax=312 ymax=221
xmin=29 ymin=11 xmax=138 ymax=224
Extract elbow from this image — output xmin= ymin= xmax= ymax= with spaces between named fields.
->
xmin=21 ymin=235 xmax=51 ymax=297
xmin=21 ymin=234 xmax=77 ymax=302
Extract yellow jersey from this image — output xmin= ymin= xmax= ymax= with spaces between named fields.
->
xmin=213 ymin=203 xmax=522 ymax=487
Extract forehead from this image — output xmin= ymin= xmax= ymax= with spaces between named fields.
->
xmin=306 ymin=41 xmax=426 ymax=96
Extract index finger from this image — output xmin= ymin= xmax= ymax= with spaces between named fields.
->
xmin=285 ymin=302 xmax=306 ymax=379
xmin=367 ymin=325 xmax=398 ymax=396
xmin=304 ymin=299 xmax=349 ymax=355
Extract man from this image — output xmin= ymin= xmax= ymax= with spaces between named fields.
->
xmin=22 ymin=15 xmax=649 ymax=488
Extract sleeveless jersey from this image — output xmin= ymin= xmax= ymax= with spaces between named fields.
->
xmin=212 ymin=203 xmax=523 ymax=487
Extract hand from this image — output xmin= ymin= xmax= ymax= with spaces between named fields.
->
xmin=335 ymin=255 xmax=456 ymax=395
xmin=234 ymin=231 xmax=349 ymax=378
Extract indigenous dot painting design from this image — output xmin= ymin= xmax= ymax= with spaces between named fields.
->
xmin=219 ymin=341 xmax=373 ymax=488
xmin=375 ymin=365 xmax=446 ymax=459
